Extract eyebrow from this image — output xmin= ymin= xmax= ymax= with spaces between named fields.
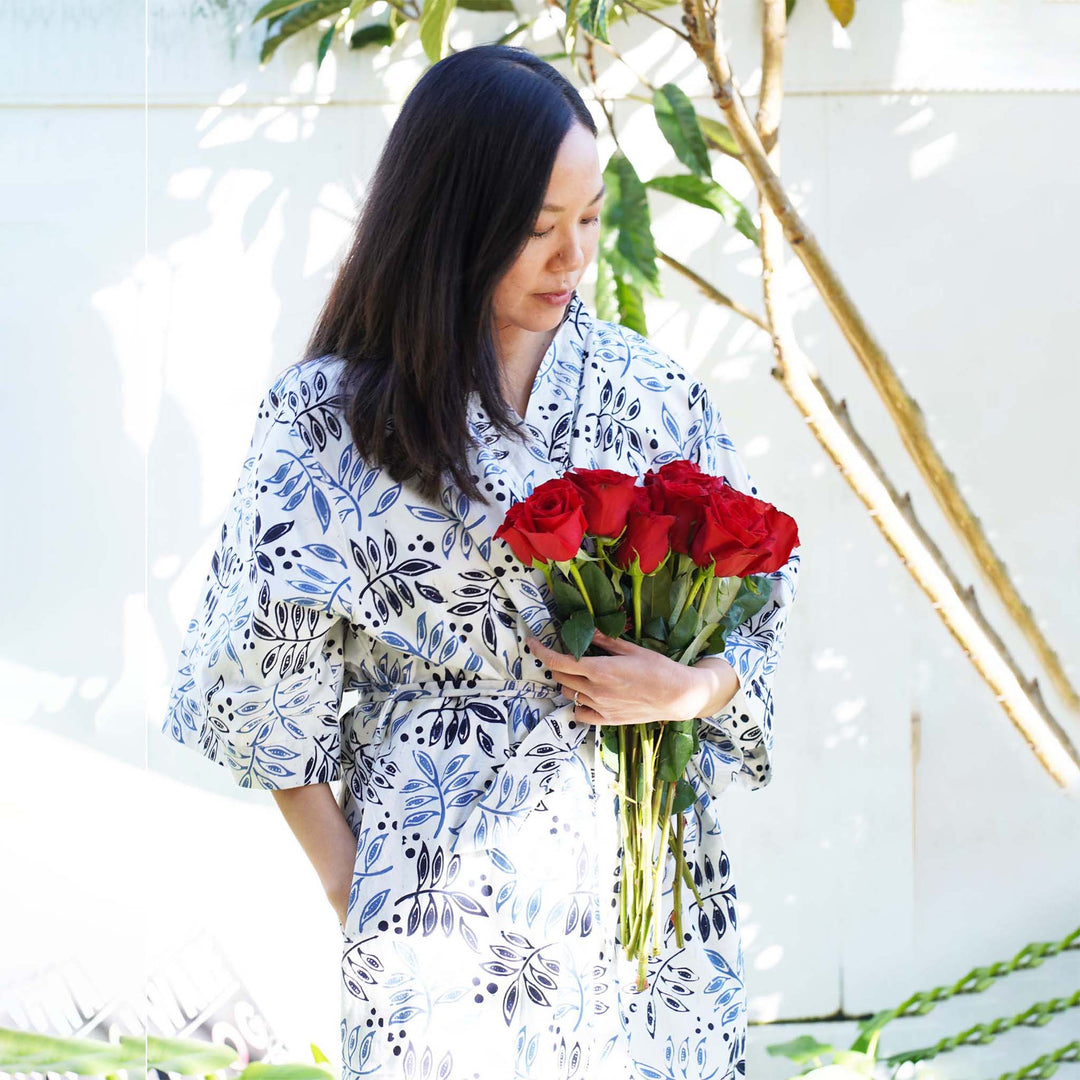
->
xmin=540 ymin=184 xmax=607 ymax=213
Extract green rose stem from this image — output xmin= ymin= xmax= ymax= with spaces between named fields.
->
xmin=672 ymin=811 xmax=685 ymax=939
xmin=651 ymin=781 xmax=674 ymax=958
xmin=566 ymin=561 xmax=596 ymax=615
xmin=536 ymin=559 xmax=555 ymax=596
xmin=618 ymin=725 xmax=630 ymax=946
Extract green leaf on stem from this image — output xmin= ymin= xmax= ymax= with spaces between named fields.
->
xmin=657 ymin=719 xmax=695 ymax=781
xmin=552 ymin=569 xmax=589 ymax=617
xmin=717 ymin=574 xmax=770 ymax=636
xmin=561 ymin=608 xmax=596 ymax=660
xmin=349 ymin=21 xmax=395 ymax=46
xmin=645 ymin=174 xmax=759 ymax=246
xmin=576 ymin=559 xmax=620 ymax=614
xmin=595 ymin=609 xmax=629 ymax=638
xmin=419 ymin=0 xmax=455 ymax=62
xmin=259 ymin=0 xmax=347 ymax=65
xmin=601 ymin=725 xmax=620 ymax=773
xmin=643 ymin=614 xmax=667 ymax=640
xmin=653 ymin=83 xmax=712 ymax=179
xmin=641 ymin=560 xmax=671 ymax=619
xmin=577 ymin=0 xmax=610 ymax=44
xmin=600 ymin=150 xmax=661 ymax=297
xmin=667 ymin=603 xmax=701 ymax=653
xmin=671 ymin=777 xmax=697 ymax=814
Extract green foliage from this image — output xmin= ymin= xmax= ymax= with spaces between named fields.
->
xmin=766 ymin=926 xmax=1080 ymax=1080
xmin=559 ymin=607 xmax=596 ymax=659
xmin=598 ymin=149 xmax=661 ymax=335
xmin=645 ymin=174 xmax=760 ymax=245
xmin=419 ymin=0 xmax=455 ymax=60
xmin=653 ymin=83 xmax=712 ymax=179
xmin=0 ymin=1027 xmax=343 ymax=1079
xmin=244 ymin=0 xmax=865 ymax=338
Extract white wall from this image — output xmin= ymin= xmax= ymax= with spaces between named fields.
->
xmin=2 ymin=1 xmax=1078 ymax=1076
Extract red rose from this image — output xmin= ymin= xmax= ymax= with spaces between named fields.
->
xmin=646 ymin=459 xmax=726 ymax=489
xmin=564 ymin=467 xmax=640 ymax=538
xmin=494 ymin=477 xmax=588 ymax=564
xmin=643 ymin=461 xmax=727 ymax=554
xmin=613 ymin=487 xmax=677 ymax=574
xmin=690 ymin=484 xmax=800 ymax=576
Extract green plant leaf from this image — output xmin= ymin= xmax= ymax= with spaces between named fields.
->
xmin=419 ymin=0 xmax=455 ymax=61
xmin=697 ymin=114 xmax=740 ymax=157
xmin=576 ymin=0 xmax=609 ymax=43
xmin=260 ymin=0 xmax=346 ymax=65
xmin=595 ymin=609 xmax=629 ymax=638
xmin=671 ymin=776 xmax=697 ymax=813
xmin=615 ymin=276 xmax=647 ymax=335
xmin=576 ymin=559 xmax=620 ymax=614
xmin=645 ymin=174 xmax=759 ymax=245
xmin=146 ymin=1035 xmax=242 ymax=1073
xmin=764 ymin=1033 xmax=836 ymax=1062
xmin=552 ymin=569 xmax=589 ymax=617
xmin=316 ymin=23 xmax=335 ymax=67
xmin=642 ymin=560 xmax=672 ymax=624
xmin=310 ymin=1043 xmax=331 ymax=1065
xmin=563 ymin=0 xmax=580 ymax=57
xmin=717 ymin=574 xmax=770 ymax=637
xmin=601 ymin=724 xmax=620 ymax=773
xmin=349 ymin=21 xmax=396 ymax=47
xmin=240 ymin=1064 xmax=337 ymax=1080
xmin=830 ymin=1049 xmax=876 ymax=1075
xmin=654 ymin=83 xmax=712 ymax=179
xmin=667 ymin=602 xmax=701 ymax=653
xmin=0 ymin=1028 xmax=145 ymax=1074
xmin=560 ymin=608 xmax=596 ymax=660
xmin=657 ymin=719 xmax=695 ymax=781
xmin=495 ymin=18 xmax=534 ymax=43
xmin=608 ymin=0 xmax=678 ymax=22
xmin=595 ymin=249 xmax=619 ymax=321
xmin=457 ymin=0 xmax=514 ymax=7
xmin=600 ymin=151 xmax=661 ymax=297
xmin=252 ymin=0 xmax=313 ymax=26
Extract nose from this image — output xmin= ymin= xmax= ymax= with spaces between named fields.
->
xmin=554 ymin=232 xmax=586 ymax=274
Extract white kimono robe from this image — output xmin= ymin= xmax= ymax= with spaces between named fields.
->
xmin=162 ymin=291 xmax=800 ymax=1080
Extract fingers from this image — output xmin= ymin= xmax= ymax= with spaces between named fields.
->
xmin=526 ymin=634 xmax=589 ymax=676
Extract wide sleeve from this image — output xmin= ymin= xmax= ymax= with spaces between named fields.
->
xmin=681 ymin=377 xmax=802 ymax=792
xmin=161 ymin=383 xmax=357 ymax=790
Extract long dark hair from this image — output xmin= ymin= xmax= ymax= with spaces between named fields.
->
xmin=302 ymin=45 xmax=597 ymax=507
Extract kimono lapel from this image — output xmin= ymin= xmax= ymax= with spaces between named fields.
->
xmin=448 ymin=294 xmax=600 ymax=856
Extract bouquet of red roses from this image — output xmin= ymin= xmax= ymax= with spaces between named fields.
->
xmin=494 ymin=461 xmax=800 ymax=990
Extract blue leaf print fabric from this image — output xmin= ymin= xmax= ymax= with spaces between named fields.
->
xmin=162 ymin=291 xmax=801 ymax=1080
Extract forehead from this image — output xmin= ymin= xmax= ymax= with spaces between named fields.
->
xmin=540 ymin=124 xmax=603 ymax=209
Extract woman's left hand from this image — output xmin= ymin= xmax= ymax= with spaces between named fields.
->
xmin=525 ymin=630 xmax=717 ymax=727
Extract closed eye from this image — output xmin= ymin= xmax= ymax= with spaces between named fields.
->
xmin=531 ymin=216 xmax=601 ymax=240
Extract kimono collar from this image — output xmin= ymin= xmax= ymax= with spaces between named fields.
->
xmin=450 ymin=290 xmax=595 ymax=642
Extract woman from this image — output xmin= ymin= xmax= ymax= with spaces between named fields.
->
xmin=162 ymin=44 xmax=800 ymax=1080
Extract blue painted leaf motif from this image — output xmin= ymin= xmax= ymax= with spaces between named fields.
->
xmin=371 ymin=483 xmax=401 ymax=517
xmin=357 ymin=888 xmax=389 ymax=931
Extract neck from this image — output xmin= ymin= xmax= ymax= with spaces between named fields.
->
xmin=496 ymin=323 xmax=560 ymax=421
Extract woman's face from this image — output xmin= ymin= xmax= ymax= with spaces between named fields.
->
xmin=492 ymin=121 xmax=604 ymax=336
